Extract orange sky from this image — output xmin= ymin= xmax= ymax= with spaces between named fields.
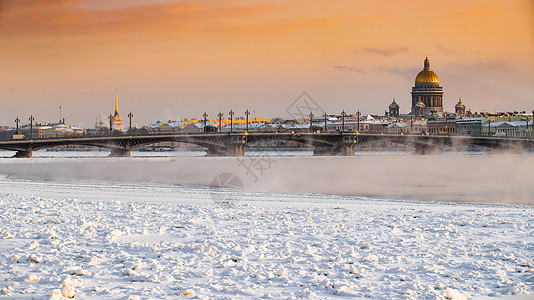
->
xmin=0 ymin=0 xmax=532 ymax=126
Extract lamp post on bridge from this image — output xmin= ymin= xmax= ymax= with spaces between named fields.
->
xmin=309 ymin=112 xmax=314 ymax=132
xmin=229 ymin=110 xmax=234 ymax=133
xmin=203 ymin=112 xmax=208 ymax=132
xmin=445 ymin=114 xmax=448 ymax=135
xmin=487 ymin=118 xmax=491 ymax=136
xmin=357 ymin=110 xmax=360 ymax=133
xmin=28 ymin=115 xmax=34 ymax=139
xmin=14 ymin=117 xmax=20 ymax=134
xmin=108 ymin=114 xmax=113 ymax=136
xmin=341 ymin=110 xmax=346 ymax=132
xmin=245 ymin=109 xmax=250 ymax=132
xmin=128 ymin=111 xmax=133 ymax=135
xmin=522 ymin=117 xmax=529 ymax=137
xmin=218 ymin=112 xmax=223 ymax=132
xmin=323 ymin=112 xmax=328 ymax=132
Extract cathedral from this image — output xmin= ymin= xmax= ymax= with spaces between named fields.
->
xmin=411 ymin=55 xmax=443 ymax=116
xmin=111 ymin=90 xmax=125 ymax=131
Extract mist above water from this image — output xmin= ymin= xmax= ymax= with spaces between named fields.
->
xmin=0 ymin=151 xmax=532 ymax=205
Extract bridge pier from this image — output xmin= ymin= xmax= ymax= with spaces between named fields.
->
xmin=313 ymin=145 xmax=354 ymax=156
xmin=227 ymin=145 xmax=244 ymax=157
xmin=413 ymin=145 xmax=443 ymax=155
xmin=342 ymin=144 xmax=355 ymax=156
xmin=206 ymin=147 xmax=227 ymax=157
xmin=13 ymin=151 xmax=32 ymax=158
xmin=108 ymin=149 xmax=131 ymax=157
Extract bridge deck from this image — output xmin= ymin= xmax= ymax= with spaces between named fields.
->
xmin=0 ymin=132 xmax=531 ymax=157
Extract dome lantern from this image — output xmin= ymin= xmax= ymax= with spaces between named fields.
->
xmin=415 ymin=55 xmax=439 ymax=84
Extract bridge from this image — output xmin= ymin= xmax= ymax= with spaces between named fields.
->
xmin=0 ymin=132 xmax=532 ymax=158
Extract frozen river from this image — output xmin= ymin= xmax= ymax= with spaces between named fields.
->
xmin=0 ymin=151 xmax=533 ymax=298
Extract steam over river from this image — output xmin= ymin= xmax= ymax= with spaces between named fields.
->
xmin=0 ymin=150 xmax=532 ymax=205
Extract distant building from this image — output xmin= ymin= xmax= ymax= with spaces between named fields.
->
xmin=427 ymin=116 xmax=455 ymax=135
xmin=149 ymin=121 xmax=182 ymax=134
xmin=368 ymin=121 xmax=389 ymax=133
xmin=18 ymin=123 xmax=82 ymax=139
xmin=455 ymin=98 xmax=466 ymax=115
xmin=95 ymin=114 xmax=107 ymax=129
xmin=388 ymin=98 xmax=399 ymax=117
xmin=482 ymin=120 xmax=532 ymax=137
xmin=456 ymin=117 xmax=483 ymax=136
xmin=387 ymin=121 xmax=427 ymax=134
xmin=411 ymin=56 xmax=443 ymax=115
xmin=111 ymin=90 xmax=125 ymax=131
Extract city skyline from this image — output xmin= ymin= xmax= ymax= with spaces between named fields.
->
xmin=1 ymin=0 xmax=532 ymax=127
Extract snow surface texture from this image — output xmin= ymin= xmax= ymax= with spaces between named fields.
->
xmin=0 ymin=177 xmax=533 ymax=299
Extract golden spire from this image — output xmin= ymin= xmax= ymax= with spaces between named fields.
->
xmin=114 ymin=90 xmax=119 ymax=116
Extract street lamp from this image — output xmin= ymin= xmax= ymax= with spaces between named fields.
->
xmin=28 ymin=115 xmax=34 ymax=139
xmin=309 ymin=112 xmax=314 ymax=132
xmin=218 ymin=112 xmax=223 ymax=132
xmin=342 ymin=110 xmax=348 ymax=132
xmin=487 ymin=118 xmax=491 ymax=136
xmin=229 ymin=110 xmax=234 ymax=132
xmin=203 ymin=112 xmax=208 ymax=132
xmin=445 ymin=114 xmax=448 ymax=135
xmin=357 ymin=110 xmax=360 ymax=133
xmin=323 ymin=112 xmax=328 ymax=132
xmin=128 ymin=111 xmax=133 ymax=135
xmin=245 ymin=109 xmax=250 ymax=132
xmin=108 ymin=114 xmax=113 ymax=135
xmin=14 ymin=117 xmax=20 ymax=134
xmin=522 ymin=117 xmax=529 ymax=137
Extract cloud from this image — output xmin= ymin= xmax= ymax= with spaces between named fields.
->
xmin=355 ymin=47 xmax=408 ymax=57
xmin=333 ymin=65 xmax=366 ymax=73
xmin=448 ymin=61 xmax=511 ymax=73
xmin=0 ymin=0 xmax=289 ymax=40
xmin=435 ymin=44 xmax=456 ymax=56
xmin=376 ymin=66 xmax=420 ymax=81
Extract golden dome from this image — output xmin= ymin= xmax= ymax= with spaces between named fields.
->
xmin=415 ymin=56 xmax=439 ymax=83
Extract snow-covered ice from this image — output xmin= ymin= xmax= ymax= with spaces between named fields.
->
xmin=0 ymin=174 xmax=533 ymax=299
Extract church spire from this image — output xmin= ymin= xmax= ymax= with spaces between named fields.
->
xmin=114 ymin=90 xmax=119 ymax=116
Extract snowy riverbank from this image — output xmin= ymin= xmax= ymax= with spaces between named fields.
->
xmin=0 ymin=177 xmax=533 ymax=299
